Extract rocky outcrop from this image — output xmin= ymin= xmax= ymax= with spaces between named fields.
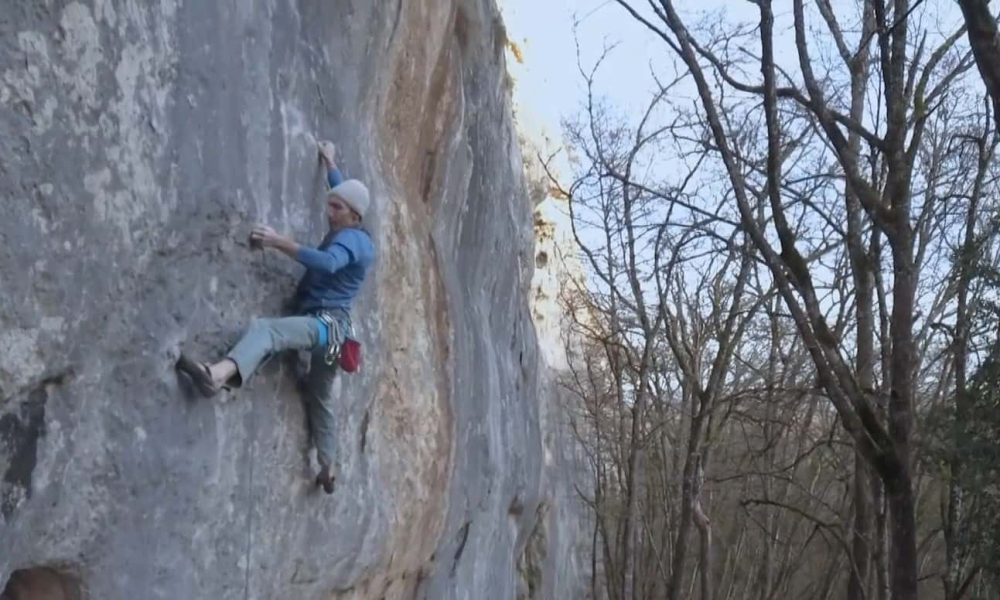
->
xmin=0 ymin=1 xmax=584 ymax=598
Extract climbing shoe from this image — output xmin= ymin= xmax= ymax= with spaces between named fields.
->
xmin=175 ymin=353 xmax=220 ymax=399
xmin=316 ymin=466 xmax=335 ymax=495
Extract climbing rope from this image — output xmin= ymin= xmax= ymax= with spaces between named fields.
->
xmin=242 ymin=375 xmax=258 ymax=600
xmin=242 ymin=246 xmax=283 ymax=600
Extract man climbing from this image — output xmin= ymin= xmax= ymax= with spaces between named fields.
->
xmin=176 ymin=140 xmax=375 ymax=494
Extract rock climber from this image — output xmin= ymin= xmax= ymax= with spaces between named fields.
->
xmin=175 ymin=140 xmax=375 ymax=495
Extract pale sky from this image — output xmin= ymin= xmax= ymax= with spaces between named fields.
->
xmin=498 ymin=1 xmax=764 ymax=143
xmin=500 ymin=0 xmax=973 ymax=359
xmin=498 ymin=0 xmax=966 ymax=149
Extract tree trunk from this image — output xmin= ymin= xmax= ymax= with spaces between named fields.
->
xmin=621 ymin=404 xmax=639 ymax=600
xmin=693 ymin=496 xmax=712 ymax=600
xmin=945 ymin=132 xmax=991 ymax=600
xmin=848 ymin=454 xmax=872 ymax=600
xmin=885 ymin=465 xmax=919 ymax=600
xmin=957 ymin=0 xmax=1000 ymax=128
xmin=666 ymin=418 xmax=698 ymax=600
xmin=845 ymin=5 xmax=875 ymax=594
xmin=871 ymin=471 xmax=890 ymax=600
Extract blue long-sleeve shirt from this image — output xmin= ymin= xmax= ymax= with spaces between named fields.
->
xmin=328 ymin=167 xmax=343 ymax=189
xmin=293 ymin=167 xmax=375 ymax=313
xmin=295 ymin=227 xmax=375 ymax=312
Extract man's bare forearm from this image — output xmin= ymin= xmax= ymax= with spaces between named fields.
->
xmin=271 ymin=236 xmax=300 ymax=259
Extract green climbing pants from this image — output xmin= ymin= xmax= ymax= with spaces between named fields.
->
xmin=225 ymin=314 xmax=349 ymax=468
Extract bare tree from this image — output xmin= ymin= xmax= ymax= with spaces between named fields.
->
xmin=540 ymin=2 xmax=1000 ymax=598
xmin=548 ymin=48 xmax=764 ymax=597
xmin=602 ymin=1 xmax=979 ymax=597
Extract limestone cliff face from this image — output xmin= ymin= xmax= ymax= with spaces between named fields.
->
xmin=0 ymin=1 xmax=584 ymax=598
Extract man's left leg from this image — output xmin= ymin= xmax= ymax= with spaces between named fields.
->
xmin=302 ymin=350 xmax=340 ymax=494
xmin=177 ymin=315 xmax=322 ymax=397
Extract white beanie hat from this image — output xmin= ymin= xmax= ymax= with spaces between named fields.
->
xmin=329 ymin=179 xmax=370 ymax=219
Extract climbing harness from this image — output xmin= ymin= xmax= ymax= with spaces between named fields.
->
xmin=315 ymin=310 xmax=362 ymax=372
xmin=313 ymin=309 xmax=358 ymax=371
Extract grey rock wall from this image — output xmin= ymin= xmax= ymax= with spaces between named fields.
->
xmin=0 ymin=0 xmax=585 ymax=598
